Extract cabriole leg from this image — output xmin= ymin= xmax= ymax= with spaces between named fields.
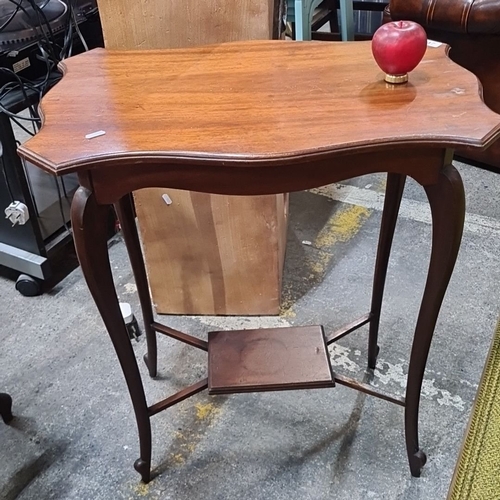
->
xmin=116 ymin=194 xmax=158 ymax=378
xmin=71 ymin=187 xmax=152 ymax=482
xmin=368 ymin=173 xmax=406 ymax=369
xmin=405 ymin=165 xmax=465 ymax=477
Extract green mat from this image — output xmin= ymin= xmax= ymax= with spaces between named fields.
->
xmin=448 ymin=319 xmax=500 ymax=500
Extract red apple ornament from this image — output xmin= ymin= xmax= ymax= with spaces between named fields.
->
xmin=372 ymin=20 xmax=427 ymax=84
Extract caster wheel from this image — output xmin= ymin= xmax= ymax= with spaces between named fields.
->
xmin=15 ymin=274 xmax=42 ymax=297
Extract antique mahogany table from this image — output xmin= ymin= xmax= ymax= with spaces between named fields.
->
xmin=18 ymin=40 xmax=500 ymax=483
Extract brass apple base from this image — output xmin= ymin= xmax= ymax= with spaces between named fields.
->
xmin=385 ymin=73 xmax=409 ymax=84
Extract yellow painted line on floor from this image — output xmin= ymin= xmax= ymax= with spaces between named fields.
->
xmin=315 ymin=205 xmax=372 ymax=249
xmin=314 ymin=182 xmax=500 ymax=237
xmin=195 ymin=187 xmax=379 ymax=321
xmin=279 ymin=200 xmax=374 ymax=318
xmin=131 ymin=482 xmax=156 ymax=498
xmin=309 ymin=204 xmax=372 ymax=279
xmin=195 ymin=402 xmax=222 ymax=421
xmin=280 ymin=283 xmax=298 ymax=318
xmin=137 ymin=399 xmax=226 ymax=474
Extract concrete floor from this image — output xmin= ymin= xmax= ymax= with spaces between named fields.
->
xmin=1 ymin=162 xmax=499 ymax=500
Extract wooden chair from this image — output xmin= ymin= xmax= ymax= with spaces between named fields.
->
xmin=287 ymin=0 xmax=339 ymax=40
xmin=287 ymin=0 xmax=389 ymax=41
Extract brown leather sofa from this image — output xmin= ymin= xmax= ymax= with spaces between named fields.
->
xmin=386 ymin=0 xmax=500 ymax=173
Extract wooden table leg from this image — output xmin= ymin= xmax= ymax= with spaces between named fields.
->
xmin=369 ymin=173 xmax=407 ymax=369
xmin=115 ymin=194 xmax=158 ymax=378
xmin=71 ymin=187 xmax=153 ymax=483
xmin=0 ymin=393 xmax=13 ymax=423
xmin=405 ymin=164 xmax=465 ymax=477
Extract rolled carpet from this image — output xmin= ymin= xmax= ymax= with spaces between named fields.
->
xmin=448 ymin=318 xmax=500 ymax=499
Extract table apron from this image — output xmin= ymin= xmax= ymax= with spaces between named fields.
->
xmin=84 ymin=147 xmax=448 ymax=205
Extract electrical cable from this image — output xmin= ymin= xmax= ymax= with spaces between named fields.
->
xmin=19 ymin=153 xmax=39 ymax=217
xmin=0 ymin=0 xmax=92 ymax=233
xmin=4 ymin=0 xmax=59 ymax=65
xmin=71 ymin=4 xmax=87 ymax=51
xmin=60 ymin=3 xmax=74 ymax=59
xmin=0 ymin=86 xmax=41 ymax=127
xmin=0 ymin=105 xmax=40 ymax=122
xmin=58 ymin=0 xmax=73 ymax=59
xmin=0 ymin=68 xmax=40 ymax=123
xmin=5 ymin=0 xmax=32 ymax=19
xmin=0 ymin=2 xmax=21 ymax=32
xmin=1 ymin=167 xmax=14 ymax=200
xmin=1 ymin=165 xmax=14 ymax=200
xmin=53 ymin=175 xmax=71 ymax=234
xmin=26 ymin=0 xmax=58 ymax=48
xmin=0 ymin=140 xmax=15 ymax=202
xmin=60 ymin=175 xmax=68 ymax=198
xmin=0 ymin=45 xmax=61 ymax=127
xmin=6 ymin=115 xmax=37 ymax=136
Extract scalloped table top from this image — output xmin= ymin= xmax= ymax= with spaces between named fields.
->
xmin=19 ymin=40 xmax=500 ymax=175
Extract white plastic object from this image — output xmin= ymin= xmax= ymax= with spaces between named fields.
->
xmin=119 ymin=302 xmax=134 ymax=325
xmin=4 ymin=201 xmax=29 ymax=226
xmin=85 ymin=130 xmax=106 ymax=139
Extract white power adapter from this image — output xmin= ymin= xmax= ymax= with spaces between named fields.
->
xmin=4 ymin=201 xmax=30 ymax=226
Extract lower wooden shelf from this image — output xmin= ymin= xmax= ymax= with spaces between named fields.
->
xmin=208 ymin=325 xmax=335 ymax=394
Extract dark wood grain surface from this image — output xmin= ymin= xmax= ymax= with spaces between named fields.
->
xmin=19 ymin=40 xmax=500 ymax=175
xmin=208 ymin=326 xmax=334 ymax=394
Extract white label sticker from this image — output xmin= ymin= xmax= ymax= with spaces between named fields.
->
xmin=85 ymin=130 xmax=106 ymax=139
xmin=427 ymin=40 xmax=442 ymax=48
xmin=12 ymin=57 xmax=30 ymax=73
